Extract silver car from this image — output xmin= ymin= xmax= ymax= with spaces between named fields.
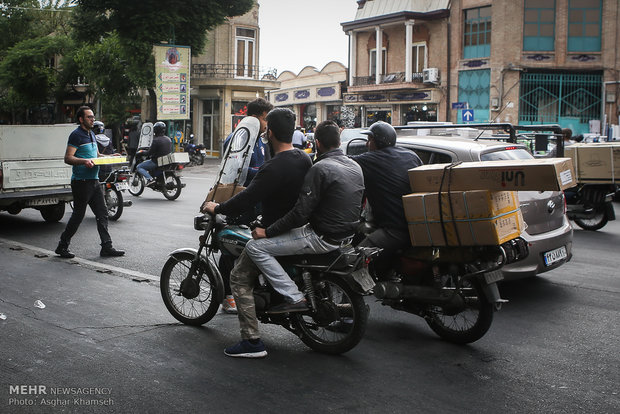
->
xmin=343 ymin=131 xmax=573 ymax=281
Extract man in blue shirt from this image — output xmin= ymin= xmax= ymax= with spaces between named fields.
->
xmin=55 ymin=106 xmax=125 ymax=258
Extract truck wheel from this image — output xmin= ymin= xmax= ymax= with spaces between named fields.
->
xmin=40 ymin=203 xmax=65 ymax=222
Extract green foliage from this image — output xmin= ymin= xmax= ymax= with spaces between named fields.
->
xmin=0 ymin=35 xmax=72 ymax=104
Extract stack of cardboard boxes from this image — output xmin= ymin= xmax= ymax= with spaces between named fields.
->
xmin=564 ymin=143 xmax=620 ymax=184
xmin=403 ymin=158 xmax=576 ymax=247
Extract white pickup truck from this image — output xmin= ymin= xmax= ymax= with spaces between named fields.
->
xmin=0 ymin=124 xmax=76 ymax=222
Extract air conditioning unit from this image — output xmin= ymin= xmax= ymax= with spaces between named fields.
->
xmin=423 ymin=68 xmax=440 ymax=84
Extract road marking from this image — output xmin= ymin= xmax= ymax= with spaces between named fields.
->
xmin=0 ymin=237 xmax=159 ymax=283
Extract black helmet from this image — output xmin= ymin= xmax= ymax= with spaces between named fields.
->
xmin=153 ymin=121 xmax=166 ymax=136
xmin=93 ymin=121 xmax=105 ymax=135
xmin=360 ymin=121 xmax=397 ymax=149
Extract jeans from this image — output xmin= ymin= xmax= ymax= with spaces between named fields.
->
xmin=244 ymin=224 xmax=339 ymax=303
xmin=59 ymin=179 xmax=112 ymax=248
xmin=137 ymin=159 xmax=157 ymax=180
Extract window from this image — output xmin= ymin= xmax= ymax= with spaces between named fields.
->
xmin=523 ymin=0 xmax=555 ymax=51
xmin=412 ymin=149 xmax=453 ymax=165
xmin=567 ymin=0 xmax=602 ymax=52
xmin=235 ymin=27 xmax=255 ymax=78
xmin=463 ymin=6 xmax=491 ymax=59
xmin=458 ymin=69 xmax=490 ymax=123
xmin=412 ymin=42 xmax=427 ymax=73
xmin=369 ymin=48 xmax=387 ymax=76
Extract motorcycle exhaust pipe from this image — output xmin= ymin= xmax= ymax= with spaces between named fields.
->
xmin=374 ymin=282 xmax=459 ymax=305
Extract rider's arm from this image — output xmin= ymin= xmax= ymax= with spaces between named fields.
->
xmin=265 ymin=166 xmax=322 ymax=238
xmin=214 ymin=163 xmax=276 ymax=217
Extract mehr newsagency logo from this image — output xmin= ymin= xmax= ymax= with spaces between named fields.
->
xmin=8 ymin=385 xmax=113 ymax=407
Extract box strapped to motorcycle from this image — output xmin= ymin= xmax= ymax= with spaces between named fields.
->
xmin=202 ymin=116 xmax=261 ymax=205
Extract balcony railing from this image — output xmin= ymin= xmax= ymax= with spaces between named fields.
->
xmin=352 ymin=72 xmax=424 ymax=86
xmin=192 ymin=64 xmax=277 ymax=81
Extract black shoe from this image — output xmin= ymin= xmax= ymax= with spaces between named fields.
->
xmin=266 ymin=299 xmax=308 ymax=314
xmin=100 ymin=246 xmax=125 ymax=257
xmin=55 ymin=245 xmax=75 ymax=259
xmin=146 ymin=178 xmax=156 ymax=187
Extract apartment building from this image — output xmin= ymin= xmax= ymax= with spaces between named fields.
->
xmin=189 ymin=3 xmax=278 ymax=157
xmin=343 ymin=0 xmax=619 ymax=135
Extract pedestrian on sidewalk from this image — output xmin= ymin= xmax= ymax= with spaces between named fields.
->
xmin=55 ymin=106 xmax=125 ymax=259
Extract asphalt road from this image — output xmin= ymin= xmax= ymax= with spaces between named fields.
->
xmin=0 ymin=160 xmax=618 ymax=413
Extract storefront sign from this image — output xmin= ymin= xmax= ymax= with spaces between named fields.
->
xmin=154 ymin=45 xmax=191 ymax=120
xmin=391 ymin=92 xmax=429 ymax=101
xmin=317 ymin=87 xmax=336 ymax=97
xmin=275 ymin=93 xmax=289 ymax=102
xmin=294 ymin=90 xmax=310 ymax=99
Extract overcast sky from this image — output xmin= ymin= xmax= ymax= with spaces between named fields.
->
xmin=258 ymin=0 xmax=358 ymax=76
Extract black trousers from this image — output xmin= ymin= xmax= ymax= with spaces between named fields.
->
xmin=59 ymin=179 xmax=112 ymax=248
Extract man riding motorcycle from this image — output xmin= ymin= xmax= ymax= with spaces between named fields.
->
xmin=136 ymin=121 xmax=173 ymax=187
xmin=246 ymin=120 xmax=365 ymax=315
xmin=352 ymin=121 xmax=422 ymax=276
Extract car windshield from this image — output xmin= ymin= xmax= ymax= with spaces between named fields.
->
xmin=480 ymin=148 xmax=533 ymax=161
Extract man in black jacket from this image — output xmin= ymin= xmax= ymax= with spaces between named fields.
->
xmin=202 ymin=108 xmax=312 ymax=358
xmin=246 ymin=120 xmax=364 ymax=311
xmin=353 ymin=121 xmax=422 ymax=275
xmin=136 ymin=121 xmax=172 ymax=186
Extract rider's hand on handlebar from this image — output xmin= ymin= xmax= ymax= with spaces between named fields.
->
xmin=251 ymin=227 xmax=267 ymax=239
xmin=201 ymin=201 xmax=218 ymax=215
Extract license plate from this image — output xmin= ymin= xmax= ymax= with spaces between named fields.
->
xmin=115 ymin=182 xmax=129 ymax=191
xmin=484 ymin=270 xmax=504 ymax=284
xmin=351 ymin=266 xmax=375 ymax=292
xmin=25 ymin=197 xmax=58 ymax=206
xmin=544 ymin=246 xmax=567 ymax=266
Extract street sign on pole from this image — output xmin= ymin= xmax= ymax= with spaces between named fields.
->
xmin=462 ymin=109 xmax=475 ymax=122
xmin=452 ymin=102 xmax=467 ymax=109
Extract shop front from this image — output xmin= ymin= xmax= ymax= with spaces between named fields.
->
xmin=343 ymin=90 xmax=438 ymax=127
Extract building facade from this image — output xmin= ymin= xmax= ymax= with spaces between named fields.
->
xmin=343 ymin=0 xmax=619 ymax=136
xmin=188 ymin=3 xmax=278 ymax=157
xmin=267 ymin=62 xmax=348 ymax=130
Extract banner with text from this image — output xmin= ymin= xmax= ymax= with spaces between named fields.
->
xmin=153 ymin=45 xmax=191 ymax=120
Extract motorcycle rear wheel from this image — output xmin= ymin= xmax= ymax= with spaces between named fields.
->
xmin=128 ymin=173 xmax=145 ymax=196
xmin=293 ymin=275 xmax=368 ymax=354
xmin=105 ymin=188 xmax=123 ymax=221
xmin=574 ymin=207 xmax=608 ymax=231
xmin=162 ymin=175 xmax=182 ymax=200
xmin=425 ymin=278 xmax=493 ymax=344
xmin=160 ymin=252 xmax=222 ymax=326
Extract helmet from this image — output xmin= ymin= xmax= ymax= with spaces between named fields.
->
xmin=153 ymin=121 xmax=166 ymax=136
xmin=360 ymin=121 xmax=397 ymax=149
xmin=93 ymin=121 xmax=105 ymax=135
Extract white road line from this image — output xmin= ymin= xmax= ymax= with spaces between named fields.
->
xmin=0 ymin=237 xmax=159 ymax=282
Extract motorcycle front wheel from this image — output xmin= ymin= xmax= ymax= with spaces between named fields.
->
xmin=293 ymin=275 xmax=368 ymax=354
xmin=128 ymin=173 xmax=144 ymax=196
xmin=574 ymin=206 xmax=608 ymax=231
xmin=162 ymin=175 xmax=182 ymax=200
xmin=425 ymin=277 xmax=493 ymax=344
xmin=160 ymin=252 xmax=222 ymax=326
xmin=105 ymin=187 xmax=123 ymax=221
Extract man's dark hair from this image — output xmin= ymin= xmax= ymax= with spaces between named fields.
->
xmin=266 ymin=108 xmax=295 ymax=143
xmin=314 ymin=120 xmax=340 ymax=149
xmin=76 ymin=105 xmax=92 ymax=124
xmin=247 ymin=98 xmax=273 ymax=117
xmin=561 ymin=128 xmax=573 ymax=140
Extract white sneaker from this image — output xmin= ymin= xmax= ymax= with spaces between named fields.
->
xmin=221 ymin=295 xmax=237 ymax=314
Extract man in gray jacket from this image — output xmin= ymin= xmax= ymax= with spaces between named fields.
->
xmin=246 ymin=120 xmax=365 ymax=315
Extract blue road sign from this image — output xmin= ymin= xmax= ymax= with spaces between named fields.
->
xmin=462 ymin=109 xmax=475 ymax=122
xmin=452 ymin=102 xmax=467 ymax=109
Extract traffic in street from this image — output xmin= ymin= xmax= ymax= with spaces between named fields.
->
xmin=1 ymin=160 xmax=618 ymax=413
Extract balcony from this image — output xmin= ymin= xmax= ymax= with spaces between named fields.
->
xmin=352 ymin=72 xmax=424 ymax=87
xmin=191 ymin=64 xmax=277 ymax=81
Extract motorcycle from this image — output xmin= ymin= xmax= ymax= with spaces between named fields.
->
xmin=159 ymin=213 xmax=378 ymax=355
xmin=360 ymin=224 xmax=529 ymax=344
xmin=182 ymin=134 xmax=206 ymax=166
xmin=566 ymin=183 xmax=617 ymax=231
xmin=100 ymin=167 xmax=132 ymax=221
xmin=127 ymin=151 xmax=186 ymax=201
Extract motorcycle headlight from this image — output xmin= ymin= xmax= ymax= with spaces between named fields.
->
xmin=194 ymin=214 xmax=210 ymax=231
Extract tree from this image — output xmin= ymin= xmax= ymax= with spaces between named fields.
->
xmin=70 ymin=0 xmax=254 ymax=119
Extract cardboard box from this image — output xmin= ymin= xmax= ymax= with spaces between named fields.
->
xmin=204 ymin=183 xmax=245 ymax=204
xmin=408 ymin=158 xmax=576 ymax=192
xmin=158 ymin=152 xmax=190 ymax=166
xmin=564 ymin=143 xmax=620 ymax=183
xmin=403 ymin=190 xmax=526 ymax=246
